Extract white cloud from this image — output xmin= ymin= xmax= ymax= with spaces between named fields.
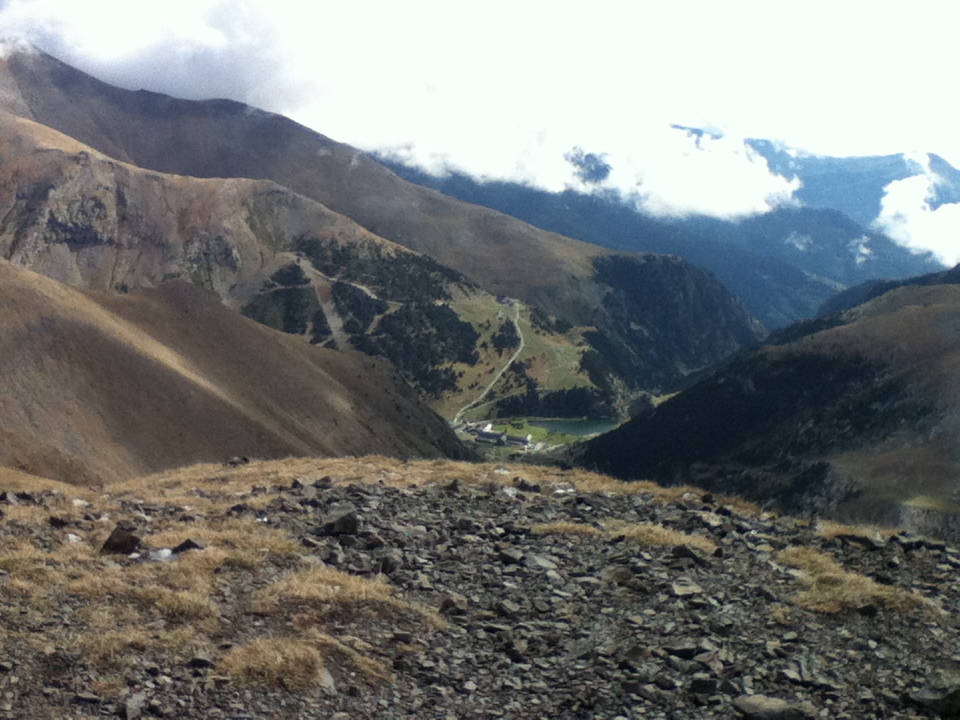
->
xmin=874 ymin=172 xmax=960 ymax=266
xmin=0 ymin=0 xmax=308 ymax=111
xmin=2 ymin=0 xmax=960 ymax=238
xmin=610 ymin=131 xmax=802 ymax=218
xmin=0 ymin=36 xmax=35 ymax=58
xmin=850 ymin=236 xmax=875 ymax=266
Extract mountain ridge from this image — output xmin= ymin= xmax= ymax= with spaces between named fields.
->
xmin=746 ymin=140 xmax=960 ymax=226
xmin=0 ymin=46 xmax=765 ymax=409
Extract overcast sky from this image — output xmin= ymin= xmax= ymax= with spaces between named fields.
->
xmin=2 ymin=0 xmax=959 ymax=262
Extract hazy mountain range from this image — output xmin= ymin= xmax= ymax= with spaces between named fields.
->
xmin=746 ymin=138 xmax=960 ymax=227
xmin=379 ymin=132 xmax=949 ymax=329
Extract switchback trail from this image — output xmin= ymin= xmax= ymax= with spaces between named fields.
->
xmin=452 ymin=302 xmax=524 ymax=427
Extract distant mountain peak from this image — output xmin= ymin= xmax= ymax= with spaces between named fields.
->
xmin=745 ymin=139 xmax=960 ymax=237
xmin=669 ymin=123 xmax=725 ymax=143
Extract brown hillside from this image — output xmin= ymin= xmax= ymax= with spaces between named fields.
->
xmin=0 ymin=259 xmax=464 ymax=486
xmin=0 ymin=109 xmax=422 ymax=304
xmin=1 ymin=47 xmax=687 ymax=322
xmin=0 ymin=49 xmax=599 ymax=317
xmin=0 ymin=51 xmax=748 ymax=332
xmin=0 ymin=110 xmax=609 ymax=409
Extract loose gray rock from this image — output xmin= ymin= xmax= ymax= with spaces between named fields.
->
xmin=100 ymin=522 xmax=141 ymax=554
xmin=317 ymin=504 xmax=360 ymax=536
xmin=439 ymin=593 xmax=469 ymax=615
xmin=910 ymin=681 xmax=960 ymax=717
xmin=671 ymin=579 xmax=704 ymax=597
xmin=733 ymin=694 xmax=817 ymax=719
xmin=123 ymin=691 xmax=147 ymax=720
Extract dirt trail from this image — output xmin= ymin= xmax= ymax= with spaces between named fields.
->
xmin=453 ymin=302 xmax=524 ymax=427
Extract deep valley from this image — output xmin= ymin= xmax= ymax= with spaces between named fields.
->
xmin=0 ymin=42 xmax=959 ymax=720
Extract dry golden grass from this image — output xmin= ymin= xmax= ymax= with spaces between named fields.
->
xmin=531 ymin=521 xmax=602 ymax=536
xmin=73 ymin=625 xmax=204 ymax=672
xmin=77 ymin=604 xmax=144 ymax=629
xmin=66 ymin=566 xmax=129 ymax=598
xmin=90 ymin=676 xmax=129 ymax=699
xmin=816 ymin=520 xmax=900 ymax=542
xmin=2 ymin=503 xmax=65 ymax=526
xmin=150 ymin=548 xmax=230 ymax=593
xmin=0 ymin=541 xmax=68 ymax=600
xmin=255 ymin=564 xmax=399 ymax=613
xmin=144 ymin=517 xmax=300 ymax=569
xmin=311 ymin=631 xmax=392 ymax=682
xmin=75 ymin=628 xmax=155 ymax=667
xmin=221 ymin=638 xmax=328 ymax=691
xmin=134 ymin=586 xmax=221 ymax=630
xmin=0 ymin=539 xmax=53 ymax=574
xmin=255 ymin=563 xmax=447 ymax=630
xmin=778 ymin=546 xmax=934 ymax=615
xmin=2 ymin=576 xmax=48 ymax=598
xmin=602 ymin=519 xmax=718 ymax=554
xmin=121 ymin=456 xmax=762 ymax=523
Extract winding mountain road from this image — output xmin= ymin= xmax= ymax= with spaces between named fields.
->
xmin=453 ymin=302 xmax=524 ymax=427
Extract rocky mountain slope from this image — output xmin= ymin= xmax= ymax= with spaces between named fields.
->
xmin=0 ymin=258 xmax=465 ymax=486
xmin=580 ymin=281 xmax=960 ymax=540
xmin=0 ymin=457 xmax=957 ymax=719
xmin=0 ymin=46 xmax=764 ymax=404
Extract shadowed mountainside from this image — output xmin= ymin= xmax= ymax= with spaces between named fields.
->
xmin=0 ymin=258 xmax=466 ymax=486
xmin=818 ymin=263 xmax=960 ymax=317
xmin=579 ymin=283 xmax=960 ymax=539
